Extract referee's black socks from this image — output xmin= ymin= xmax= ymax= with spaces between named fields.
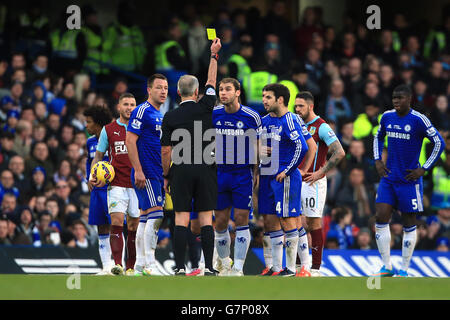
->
xmin=174 ymin=225 xmax=188 ymax=271
xmin=200 ymin=225 xmax=215 ymax=271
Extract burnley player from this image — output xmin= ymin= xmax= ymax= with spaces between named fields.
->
xmin=258 ymin=83 xmax=313 ymax=276
xmin=295 ymin=91 xmax=345 ymax=277
xmin=84 ymin=105 xmax=113 ymax=275
xmin=213 ymin=78 xmax=261 ymax=276
xmin=126 ymin=74 xmax=168 ymax=276
xmin=373 ymin=85 xmax=444 ymax=277
xmin=91 ymin=93 xmax=139 ymax=276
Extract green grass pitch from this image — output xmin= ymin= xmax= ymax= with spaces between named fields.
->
xmin=0 ymin=275 xmax=449 ymax=300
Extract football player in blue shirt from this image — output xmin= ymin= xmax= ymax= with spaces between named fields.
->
xmin=126 ymin=74 xmax=168 ymax=276
xmin=84 ymin=105 xmax=113 ymax=275
xmin=258 ymin=83 xmax=316 ymax=276
xmin=213 ymin=77 xmax=262 ymax=276
xmin=373 ymin=85 xmax=445 ymax=277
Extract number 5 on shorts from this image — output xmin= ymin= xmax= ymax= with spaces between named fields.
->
xmin=412 ymin=199 xmax=418 ymax=210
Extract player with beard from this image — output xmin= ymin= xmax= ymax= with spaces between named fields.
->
xmin=91 ymin=93 xmax=139 ymax=275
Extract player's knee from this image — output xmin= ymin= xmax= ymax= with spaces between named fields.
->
xmin=127 ymin=217 xmax=139 ymax=231
xmin=214 ymin=212 xmax=229 ymax=231
xmin=110 ymin=213 xmax=124 ymax=226
xmin=234 ymin=210 xmax=249 ymax=227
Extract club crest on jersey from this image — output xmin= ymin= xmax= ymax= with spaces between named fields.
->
xmin=308 ymin=127 xmax=316 ymax=135
xmin=404 ymin=124 xmax=411 ymax=132
xmin=236 ymin=121 xmax=244 ymax=129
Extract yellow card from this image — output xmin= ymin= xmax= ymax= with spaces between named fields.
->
xmin=206 ymin=28 xmax=216 ymax=40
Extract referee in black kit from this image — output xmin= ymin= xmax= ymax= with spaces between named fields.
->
xmin=161 ymin=38 xmax=222 ymax=275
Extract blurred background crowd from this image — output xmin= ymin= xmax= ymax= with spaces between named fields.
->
xmin=0 ymin=0 xmax=448 ymax=253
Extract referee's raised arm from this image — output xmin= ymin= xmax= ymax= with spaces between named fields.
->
xmin=206 ymin=38 xmax=222 ymax=88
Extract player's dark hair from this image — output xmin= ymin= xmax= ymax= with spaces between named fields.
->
xmin=218 ymin=78 xmax=240 ymax=91
xmin=83 ymin=105 xmax=113 ymax=127
xmin=147 ymin=74 xmax=168 ymax=88
xmin=263 ymin=83 xmax=290 ymax=107
xmin=296 ymin=91 xmax=314 ymax=104
xmin=393 ymin=84 xmax=412 ymax=96
xmin=118 ymin=92 xmax=135 ymax=102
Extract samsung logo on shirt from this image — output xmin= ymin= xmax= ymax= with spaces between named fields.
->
xmin=386 ymin=131 xmax=410 ymax=140
xmin=216 ymin=128 xmax=245 ymax=136
xmin=261 ymin=132 xmax=281 ymax=141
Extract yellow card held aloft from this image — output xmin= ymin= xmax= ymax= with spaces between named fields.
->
xmin=207 ymin=28 xmax=216 ymax=40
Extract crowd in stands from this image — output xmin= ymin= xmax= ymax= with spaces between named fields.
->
xmin=0 ymin=0 xmax=448 ymax=252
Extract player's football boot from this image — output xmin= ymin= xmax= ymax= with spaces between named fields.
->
xmin=271 ymin=269 xmax=283 ymax=276
xmin=174 ymin=268 xmax=186 ymax=276
xmin=204 ymin=268 xmax=219 ymax=276
xmin=276 ymin=268 xmax=296 ymax=277
xmin=111 ymin=264 xmax=124 ymax=275
xmin=396 ymin=270 xmax=408 ymax=277
xmin=224 ymin=268 xmax=244 ymax=276
xmin=310 ymin=269 xmax=322 ymax=277
xmin=372 ymin=265 xmax=396 ymax=277
xmin=261 ymin=267 xmax=275 ymax=276
xmin=217 ymin=257 xmax=233 ymax=276
xmin=186 ymin=268 xmax=205 ymax=276
xmin=125 ymin=268 xmax=135 ymax=276
xmin=95 ymin=269 xmax=112 ymax=276
xmin=295 ymin=266 xmax=312 ymax=277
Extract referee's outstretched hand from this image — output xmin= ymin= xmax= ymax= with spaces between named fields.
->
xmin=211 ymin=38 xmax=221 ymax=54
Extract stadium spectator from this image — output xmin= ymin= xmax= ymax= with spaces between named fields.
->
xmin=0 ymin=169 xmax=20 ymax=203
xmin=14 ymin=206 xmax=36 ymax=245
xmin=351 ymin=227 xmax=375 ymax=250
xmin=25 ymin=141 xmax=54 ymax=178
xmin=336 ymin=165 xmax=375 ymax=227
xmin=294 ymin=6 xmax=323 ymax=58
xmin=0 ymin=132 xmax=17 ymax=170
xmin=436 ymin=237 xmax=449 ymax=252
xmin=12 ymin=119 xmax=32 ymax=159
xmin=326 ymin=206 xmax=355 ymax=249
xmin=9 ymin=155 xmax=27 ymax=194
xmin=323 ymin=78 xmax=353 ymax=128
xmin=430 ymin=95 xmax=450 ymax=131
xmin=412 ymin=79 xmax=434 ymax=112
xmin=70 ymin=219 xmax=90 ymax=248
xmin=0 ymin=215 xmax=11 ymax=245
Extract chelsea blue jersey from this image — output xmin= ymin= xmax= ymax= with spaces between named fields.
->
xmin=260 ymin=112 xmax=311 ymax=176
xmin=127 ymin=101 xmax=164 ymax=180
xmin=374 ymin=108 xmax=445 ymax=183
xmin=213 ymin=104 xmax=262 ymax=171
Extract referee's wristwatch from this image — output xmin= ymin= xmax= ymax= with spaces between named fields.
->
xmin=163 ymin=174 xmax=170 ymax=179
xmin=211 ymin=53 xmax=219 ymax=61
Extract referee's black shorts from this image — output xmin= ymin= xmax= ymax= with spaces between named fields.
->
xmin=169 ymin=164 xmax=217 ymax=212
